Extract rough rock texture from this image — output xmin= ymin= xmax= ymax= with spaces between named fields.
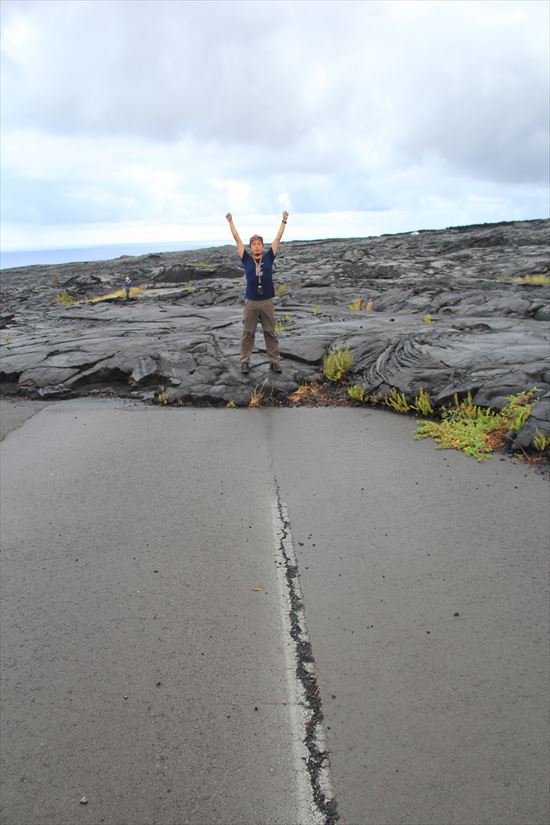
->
xmin=1 ymin=218 xmax=549 ymax=447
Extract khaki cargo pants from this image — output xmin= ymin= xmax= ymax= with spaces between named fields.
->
xmin=240 ymin=298 xmax=280 ymax=365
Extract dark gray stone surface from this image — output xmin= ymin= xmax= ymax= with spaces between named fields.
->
xmin=1 ymin=218 xmax=549 ymax=446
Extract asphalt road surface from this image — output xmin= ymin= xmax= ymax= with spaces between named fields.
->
xmin=1 ymin=399 xmax=548 ymax=825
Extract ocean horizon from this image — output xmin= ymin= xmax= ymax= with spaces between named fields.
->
xmin=0 ymin=240 xmax=228 ymax=270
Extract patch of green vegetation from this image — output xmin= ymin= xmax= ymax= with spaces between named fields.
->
xmin=275 ymin=314 xmax=291 ymax=333
xmin=192 ymin=261 xmax=210 ymax=267
xmin=347 ymin=384 xmax=434 ymax=416
xmin=86 ymin=285 xmax=146 ymax=303
xmin=226 ymin=399 xmax=237 ymax=409
xmin=534 ymin=431 xmax=550 ymax=451
xmin=275 ymin=284 xmax=290 ymax=297
xmin=56 ymin=290 xmax=77 ymax=306
xmin=500 ymin=274 xmax=550 ymax=285
xmin=500 ymin=388 xmax=539 ymax=430
xmin=384 ymin=387 xmax=411 ymax=412
xmin=348 ymin=390 xmax=382 ymax=406
xmin=415 ymin=389 xmax=540 ymax=461
xmin=347 ymin=384 xmax=367 ymax=402
xmin=50 ymin=271 xmax=60 ymax=287
xmin=344 ymin=385 xmax=543 ymax=459
xmin=156 ymin=387 xmax=169 ymax=405
xmin=312 ymin=305 xmax=321 ymax=316
xmin=3 ymin=334 xmax=13 ymax=343
xmin=413 ymin=387 xmax=434 ymax=416
xmin=349 ymin=297 xmax=366 ymax=311
xmin=423 ymin=313 xmax=434 ymax=324
xmin=184 ymin=284 xmax=197 ymax=293
xmin=322 ymin=345 xmax=353 ymax=382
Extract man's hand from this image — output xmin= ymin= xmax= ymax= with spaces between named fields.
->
xmin=282 ymin=211 xmax=289 ymax=221
xmin=226 ymin=213 xmax=233 ymax=223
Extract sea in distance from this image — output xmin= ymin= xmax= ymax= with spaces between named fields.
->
xmin=0 ymin=240 xmax=228 ymax=270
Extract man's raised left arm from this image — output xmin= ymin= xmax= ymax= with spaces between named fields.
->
xmin=271 ymin=211 xmax=289 ymax=256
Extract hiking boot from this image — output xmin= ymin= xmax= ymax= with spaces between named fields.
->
xmin=241 ymin=362 xmax=250 ymax=374
xmin=270 ymin=363 xmax=282 ymax=373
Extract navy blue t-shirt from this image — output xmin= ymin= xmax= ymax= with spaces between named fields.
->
xmin=241 ymin=248 xmax=276 ymax=300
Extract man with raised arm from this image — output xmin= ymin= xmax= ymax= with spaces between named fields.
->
xmin=225 ymin=211 xmax=289 ymax=374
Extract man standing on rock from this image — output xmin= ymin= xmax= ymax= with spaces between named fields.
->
xmin=225 ymin=211 xmax=289 ymax=374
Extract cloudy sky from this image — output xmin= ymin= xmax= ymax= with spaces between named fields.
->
xmin=1 ymin=0 xmax=548 ymax=251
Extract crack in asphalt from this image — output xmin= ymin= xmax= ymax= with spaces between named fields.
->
xmin=273 ymin=480 xmax=339 ymax=825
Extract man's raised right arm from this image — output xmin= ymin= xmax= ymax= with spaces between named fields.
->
xmin=225 ymin=213 xmax=244 ymax=258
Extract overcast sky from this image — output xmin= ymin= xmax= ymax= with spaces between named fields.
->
xmin=1 ymin=0 xmax=548 ymax=250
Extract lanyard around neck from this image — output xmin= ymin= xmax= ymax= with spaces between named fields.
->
xmin=253 ymin=255 xmax=263 ymax=281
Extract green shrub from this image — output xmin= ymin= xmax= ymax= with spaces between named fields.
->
xmin=383 ymin=387 xmax=411 ymax=413
xmin=275 ymin=284 xmax=289 ymax=297
xmin=275 ymin=314 xmax=291 ymax=333
xmin=413 ymin=387 xmax=433 ymax=415
xmin=312 ymin=305 xmax=321 ymax=316
xmin=322 ymin=345 xmax=353 ymax=382
xmin=156 ymin=387 xmax=169 ymax=405
xmin=366 ymin=393 xmax=383 ymax=405
xmin=534 ymin=431 xmax=550 ymax=451
xmin=415 ymin=389 xmax=540 ymax=461
xmin=500 ymin=388 xmax=539 ymax=430
xmin=346 ymin=386 xmax=385 ymax=405
xmin=349 ymin=297 xmax=366 ymax=311
xmin=501 ymin=274 xmax=550 ymax=285
xmin=347 ymin=384 xmax=366 ymax=402
xmin=423 ymin=313 xmax=434 ymax=324
xmin=416 ymin=418 xmax=496 ymax=460
xmin=56 ymin=290 xmax=77 ymax=306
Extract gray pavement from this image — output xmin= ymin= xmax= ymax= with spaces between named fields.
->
xmin=1 ymin=400 xmax=548 ymax=825
xmin=0 ymin=399 xmax=47 ymax=439
xmin=270 ymin=409 xmax=550 ymax=825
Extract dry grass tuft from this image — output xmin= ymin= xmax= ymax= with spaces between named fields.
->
xmin=289 ymin=382 xmax=350 ymax=407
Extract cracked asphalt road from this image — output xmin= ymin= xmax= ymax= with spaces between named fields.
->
xmin=1 ymin=400 xmax=548 ymax=825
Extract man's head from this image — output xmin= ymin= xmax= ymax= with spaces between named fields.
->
xmin=249 ymin=235 xmax=265 ymax=257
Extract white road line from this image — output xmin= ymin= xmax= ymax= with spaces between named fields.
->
xmin=271 ymin=488 xmax=338 ymax=825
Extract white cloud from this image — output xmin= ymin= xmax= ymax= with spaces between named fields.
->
xmin=277 ymin=192 xmax=292 ymax=210
xmin=1 ymin=0 xmax=548 ymax=250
